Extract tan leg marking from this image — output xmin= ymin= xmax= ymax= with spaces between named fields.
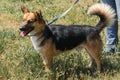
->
xmin=85 ymin=39 xmax=103 ymax=72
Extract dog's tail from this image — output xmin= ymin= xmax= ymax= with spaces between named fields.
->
xmin=87 ymin=3 xmax=116 ymax=32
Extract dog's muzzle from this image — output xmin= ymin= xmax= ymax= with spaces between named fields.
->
xmin=19 ymin=26 xmax=29 ymax=31
xmin=19 ymin=25 xmax=34 ymax=37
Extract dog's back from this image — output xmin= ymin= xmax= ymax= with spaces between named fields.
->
xmin=49 ymin=25 xmax=98 ymax=51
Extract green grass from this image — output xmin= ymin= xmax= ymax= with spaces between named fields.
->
xmin=0 ymin=0 xmax=120 ymax=80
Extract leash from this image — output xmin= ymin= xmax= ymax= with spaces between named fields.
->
xmin=47 ymin=0 xmax=79 ymax=25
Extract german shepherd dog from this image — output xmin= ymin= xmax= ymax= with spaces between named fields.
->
xmin=19 ymin=3 xmax=115 ymax=72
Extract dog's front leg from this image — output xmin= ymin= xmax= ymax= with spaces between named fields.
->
xmin=42 ymin=54 xmax=53 ymax=72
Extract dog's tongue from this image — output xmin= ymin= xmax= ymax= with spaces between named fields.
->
xmin=20 ymin=32 xmax=26 ymax=37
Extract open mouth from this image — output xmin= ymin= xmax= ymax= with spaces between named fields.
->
xmin=20 ymin=27 xmax=34 ymax=37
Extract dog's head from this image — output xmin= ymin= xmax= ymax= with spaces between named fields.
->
xmin=20 ymin=6 xmax=45 ymax=37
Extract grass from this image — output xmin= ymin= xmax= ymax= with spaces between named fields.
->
xmin=0 ymin=0 xmax=120 ymax=80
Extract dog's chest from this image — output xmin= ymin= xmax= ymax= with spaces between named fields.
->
xmin=30 ymin=36 xmax=41 ymax=52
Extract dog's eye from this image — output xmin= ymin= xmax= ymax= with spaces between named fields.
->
xmin=28 ymin=19 xmax=37 ymax=23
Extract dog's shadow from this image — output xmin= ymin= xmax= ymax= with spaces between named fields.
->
xmin=51 ymin=53 xmax=120 ymax=80
xmin=51 ymin=58 xmax=96 ymax=80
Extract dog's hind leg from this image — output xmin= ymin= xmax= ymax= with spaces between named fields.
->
xmin=85 ymin=39 xmax=103 ymax=72
xmin=87 ymin=52 xmax=95 ymax=68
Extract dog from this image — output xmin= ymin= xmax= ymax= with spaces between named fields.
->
xmin=19 ymin=3 xmax=115 ymax=72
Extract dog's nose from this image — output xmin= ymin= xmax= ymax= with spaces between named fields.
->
xmin=19 ymin=27 xmax=23 ymax=31
xmin=19 ymin=26 xmax=26 ymax=31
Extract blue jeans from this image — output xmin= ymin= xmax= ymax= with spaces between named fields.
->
xmin=100 ymin=0 xmax=120 ymax=52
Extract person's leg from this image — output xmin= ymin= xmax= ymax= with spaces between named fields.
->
xmin=100 ymin=0 xmax=118 ymax=53
xmin=106 ymin=21 xmax=118 ymax=53
xmin=115 ymin=0 xmax=120 ymax=21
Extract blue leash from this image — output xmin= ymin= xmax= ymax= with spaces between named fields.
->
xmin=47 ymin=0 xmax=79 ymax=25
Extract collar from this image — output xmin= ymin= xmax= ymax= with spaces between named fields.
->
xmin=29 ymin=30 xmax=44 ymax=36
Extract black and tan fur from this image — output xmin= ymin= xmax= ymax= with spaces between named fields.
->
xmin=19 ymin=3 xmax=115 ymax=72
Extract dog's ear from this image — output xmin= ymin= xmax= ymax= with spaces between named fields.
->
xmin=34 ymin=10 xmax=43 ymax=19
xmin=21 ymin=6 xmax=30 ymax=14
